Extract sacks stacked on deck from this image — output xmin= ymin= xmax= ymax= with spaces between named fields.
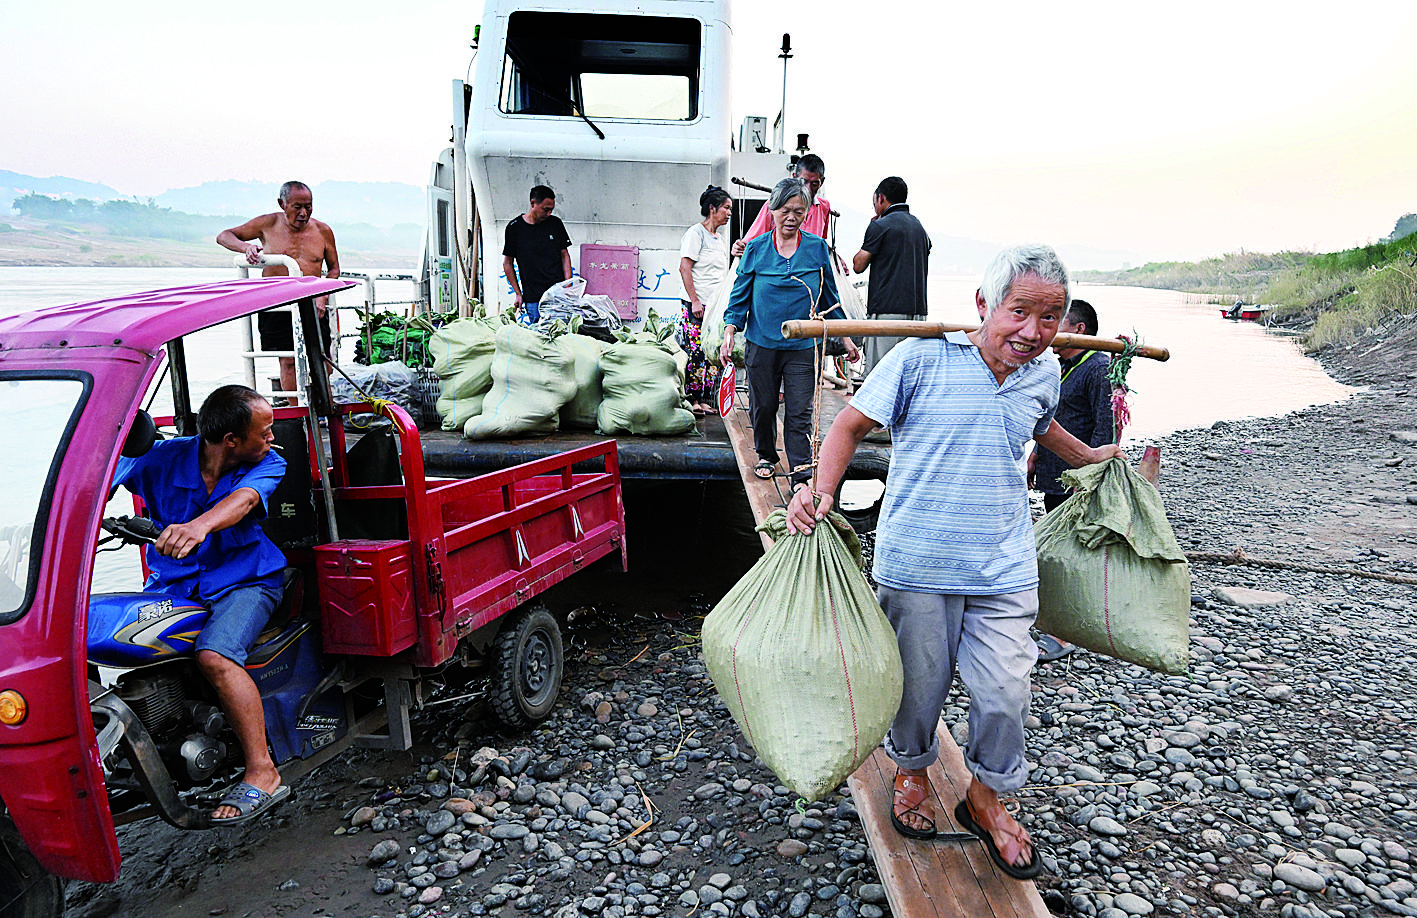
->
xmin=463 ymin=323 xmax=580 ymax=439
xmin=430 ymin=312 xmax=511 ymax=431
xmin=596 ymin=312 xmax=696 ymax=436
xmin=1035 ymin=457 xmax=1191 ymax=675
xmin=702 ymin=510 xmax=903 ymax=801
xmin=558 ymin=327 xmax=605 ymax=431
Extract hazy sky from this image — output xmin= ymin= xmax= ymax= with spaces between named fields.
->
xmin=4 ymin=0 xmax=1417 ymax=264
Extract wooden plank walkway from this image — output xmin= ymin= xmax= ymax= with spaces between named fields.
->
xmin=720 ymin=379 xmax=1051 ymax=918
xmin=848 ymin=723 xmax=1051 ymax=918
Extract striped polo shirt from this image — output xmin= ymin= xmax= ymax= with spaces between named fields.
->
xmin=850 ymin=332 xmax=1060 ymax=594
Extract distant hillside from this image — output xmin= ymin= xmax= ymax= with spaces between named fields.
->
xmin=155 ymin=180 xmax=423 ymax=229
xmin=3 ymin=171 xmax=424 ymax=232
xmin=1 ymin=170 xmax=122 ymax=208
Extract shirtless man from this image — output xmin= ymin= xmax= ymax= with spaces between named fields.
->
xmin=217 ymin=181 xmax=340 ymax=401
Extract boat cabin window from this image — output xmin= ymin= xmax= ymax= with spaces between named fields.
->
xmin=499 ymin=11 xmax=701 ymax=121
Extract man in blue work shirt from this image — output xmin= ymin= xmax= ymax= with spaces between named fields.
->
xmin=113 ymin=384 xmax=290 ymax=824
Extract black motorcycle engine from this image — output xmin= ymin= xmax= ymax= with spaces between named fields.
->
xmin=115 ymin=673 xmax=231 ymax=785
xmin=115 ymin=671 xmax=185 ymax=737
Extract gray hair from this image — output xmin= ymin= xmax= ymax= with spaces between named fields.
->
xmin=768 ymin=177 xmax=808 ymax=212
xmin=278 ymin=180 xmax=310 ymax=203
xmin=978 ymin=244 xmax=1070 ymax=314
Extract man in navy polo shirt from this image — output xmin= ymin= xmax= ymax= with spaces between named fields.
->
xmin=852 ymin=175 xmax=932 ymax=375
xmin=787 ymin=245 xmax=1122 ymax=876
xmin=113 ymin=384 xmax=290 ymax=824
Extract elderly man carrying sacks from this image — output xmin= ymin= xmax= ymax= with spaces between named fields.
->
xmin=787 ymin=244 xmax=1122 ymax=877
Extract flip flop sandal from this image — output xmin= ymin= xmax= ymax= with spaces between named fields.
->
xmin=753 ymin=460 xmax=775 ymax=480
xmin=211 ymin=782 xmax=292 ymax=827
xmin=1036 ymin=635 xmax=1076 ymax=662
xmin=953 ymin=799 xmax=1044 ymax=879
xmin=889 ymin=771 xmax=937 ymax=840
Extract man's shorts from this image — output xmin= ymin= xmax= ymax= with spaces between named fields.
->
xmin=195 ymin=582 xmax=283 ymax=666
xmin=258 ymin=310 xmax=333 ymax=356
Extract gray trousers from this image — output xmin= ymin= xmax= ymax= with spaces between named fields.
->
xmin=878 ymin=585 xmax=1039 ymax=793
xmin=862 ymin=313 xmax=922 ymax=377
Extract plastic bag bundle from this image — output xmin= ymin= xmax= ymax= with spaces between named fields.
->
xmin=430 ymin=314 xmax=508 ymax=432
xmin=830 ymin=254 xmax=866 ymax=320
xmin=596 ymin=314 xmax=696 ymax=436
xmin=703 ymin=510 xmax=903 ymax=801
xmin=331 ymin=361 xmax=424 ymax=427
xmin=355 ymin=310 xmax=458 ymax=367
xmin=701 ymin=258 xmax=741 ymax=369
xmin=463 ymin=324 xmax=578 ymax=440
xmin=1035 ymin=458 xmax=1191 ymax=675
xmin=559 ymin=333 xmax=605 ymax=430
xmin=538 ymin=277 xmax=623 ymax=342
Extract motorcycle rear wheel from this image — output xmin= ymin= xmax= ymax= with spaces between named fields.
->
xmin=0 ymin=818 xmax=63 ymax=918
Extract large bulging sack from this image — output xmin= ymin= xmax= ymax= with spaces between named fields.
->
xmin=597 ymin=323 xmax=695 ymax=436
xmin=701 ymin=258 xmax=742 ymax=369
xmin=702 ymin=511 xmax=903 ymax=801
xmin=1035 ymin=458 xmax=1191 ymax=675
xmin=430 ymin=316 xmax=504 ymax=431
xmin=559 ymin=333 xmax=605 ymax=430
xmin=463 ymin=324 xmax=577 ymax=439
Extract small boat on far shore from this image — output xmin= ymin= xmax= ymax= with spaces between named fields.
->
xmin=1221 ymin=301 xmax=1272 ymax=321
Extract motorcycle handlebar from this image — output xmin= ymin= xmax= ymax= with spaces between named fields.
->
xmin=101 ymin=516 xmax=163 ymax=544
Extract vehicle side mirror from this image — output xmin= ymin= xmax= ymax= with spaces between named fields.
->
xmin=122 ymin=410 xmax=158 ymax=458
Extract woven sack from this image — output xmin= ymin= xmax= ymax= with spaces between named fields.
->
xmin=701 ymin=259 xmax=742 ymax=369
xmin=430 ymin=315 xmax=505 ymax=431
xmin=463 ymin=324 xmax=577 ymax=439
xmin=558 ymin=333 xmax=605 ymax=430
xmin=702 ymin=510 xmax=903 ymax=800
xmin=597 ymin=316 xmax=695 ymax=436
xmin=1035 ymin=458 xmax=1191 ymax=675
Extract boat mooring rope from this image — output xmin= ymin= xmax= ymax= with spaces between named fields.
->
xmin=1184 ymin=548 xmax=1417 ymax=586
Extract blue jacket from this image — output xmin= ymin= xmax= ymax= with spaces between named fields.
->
xmin=724 ymin=231 xmax=841 ymax=350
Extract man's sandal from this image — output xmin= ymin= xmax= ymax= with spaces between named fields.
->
xmin=953 ymin=798 xmax=1044 ymax=879
xmin=890 ymin=770 xmax=937 ymax=840
xmin=753 ymin=459 xmax=775 ymax=480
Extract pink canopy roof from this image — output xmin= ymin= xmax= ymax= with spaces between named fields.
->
xmin=0 ymin=277 xmax=354 ymax=353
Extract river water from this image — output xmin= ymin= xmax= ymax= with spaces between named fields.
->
xmin=0 ymin=266 xmax=1353 ymax=593
xmin=0 ymin=267 xmax=1354 ymax=446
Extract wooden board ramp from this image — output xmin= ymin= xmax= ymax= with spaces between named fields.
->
xmin=721 ymin=378 xmax=1051 ymax=918
xmin=848 ymin=722 xmax=1051 ymax=918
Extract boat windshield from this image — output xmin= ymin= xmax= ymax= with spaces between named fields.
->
xmin=0 ymin=375 xmax=89 ymax=624
xmin=499 ymin=11 xmax=701 ymax=121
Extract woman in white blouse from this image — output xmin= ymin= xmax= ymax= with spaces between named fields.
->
xmin=678 ymin=185 xmax=733 ymax=416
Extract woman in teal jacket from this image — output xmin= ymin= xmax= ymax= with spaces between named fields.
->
xmin=720 ymin=178 xmax=858 ymax=488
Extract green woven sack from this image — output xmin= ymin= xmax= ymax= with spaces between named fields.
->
xmin=463 ymin=324 xmax=577 ymax=440
xmin=596 ymin=314 xmax=695 ymax=436
xmin=430 ymin=316 xmax=505 ymax=431
xmin=559 ymin=333 xmax=605 ymax=431
xmin=1035 ymin=458 xmax=1191 ymax=675
xmin=702 ymin=511 xmax=903 ymax=801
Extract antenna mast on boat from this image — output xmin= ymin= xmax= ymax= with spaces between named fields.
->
xmin=776 ymin=33 xmax=792 ymax=154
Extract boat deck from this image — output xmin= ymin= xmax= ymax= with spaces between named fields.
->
xmin=417 ymin=383 xmax=890 ymax=484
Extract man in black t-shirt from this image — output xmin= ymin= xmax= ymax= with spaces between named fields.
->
xmin=502 ymin=185 xmax=573 ymax=322
xmin=852 ymin=176 xmax=932 ymax=375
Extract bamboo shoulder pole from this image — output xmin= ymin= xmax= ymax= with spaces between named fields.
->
xmin=782 ymin=318 xmax=1171 ymax=362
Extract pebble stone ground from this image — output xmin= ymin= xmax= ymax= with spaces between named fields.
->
xmin=62 ymin=320 xmax=1417 ymax=918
